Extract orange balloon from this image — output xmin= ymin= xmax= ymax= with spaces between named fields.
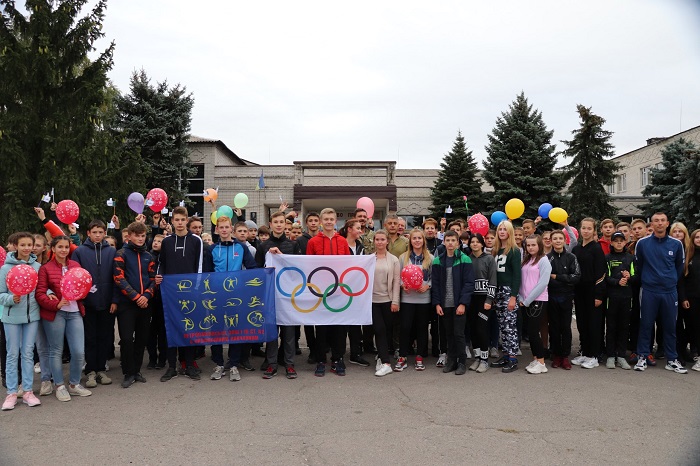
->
xmin=204 ymin=188 xmax=218 ymax=202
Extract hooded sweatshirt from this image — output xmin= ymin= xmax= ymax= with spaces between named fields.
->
xmin=72 ymin=238 xmax=118 ymax=310
xmin=0 ymin=252 xmax=41 ymax=324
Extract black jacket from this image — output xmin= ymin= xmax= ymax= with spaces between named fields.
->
xmin=605 ymin=250 xmax=637 ymax=299
xmin=547 ymin=249 xmax=581 ymax=297
xmin=72 ymin=238 xmax=118 ymax=310
xmin=572 ymin=241 xmax=606 ymax=300
xmin=256 ymin=232 xmax=301 ymax=267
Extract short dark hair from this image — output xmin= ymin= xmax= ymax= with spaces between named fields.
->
xmin=87 ymin=220 xmax=107 ymax=231
xmin=10 ymin=232 xmax=34 ymax=246
xmin=353 ymin=208 xmax=366 ymax=217
xmin=127 ymin=222 xmax=148 ymax=235
xmin=187 ymin=216 xmax=203 ymax=228
xmin=172 ymin=206 xmax=188 ymax=217
xmin=444 ymin=230 xmax=459 ymax=240
xmin=305 ymin=211 xmax=320 ymax=222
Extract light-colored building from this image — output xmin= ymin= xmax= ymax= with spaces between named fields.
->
xmin=187 ymin=136 xmax=440 ymax=227
xmin=608 ymin=124 xmax=700 ymax=218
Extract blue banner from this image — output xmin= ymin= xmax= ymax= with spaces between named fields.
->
xmin=161 ymin=268 xmax=276 ymax=347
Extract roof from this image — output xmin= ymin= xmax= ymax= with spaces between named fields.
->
xmin=188 ymin=136 xmax=258 ymax=166
xmin=611 ymin=124 xmax=700 ymax=161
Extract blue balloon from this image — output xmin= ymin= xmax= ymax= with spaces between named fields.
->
xmin=538 ymin=203 xmax=553 ymax=219
xmin=217 ymin=205 xmax=234 ymax=219
xmin=490 ymin=210 xmax=507 ymax=226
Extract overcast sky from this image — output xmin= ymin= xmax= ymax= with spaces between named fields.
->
xmin=97 ymin=0 xmax=700 ymax=168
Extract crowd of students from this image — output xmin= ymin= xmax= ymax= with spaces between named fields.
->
xmin=0 ymin=200 xmax=697 ymax=411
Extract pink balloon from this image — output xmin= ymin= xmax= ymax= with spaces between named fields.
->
xmin=60 ymin=267 xmax=93 ymax=301
xmin=401 ymin=264 xmax=424 ymax=290
xmin=146 ymin=188 xmax=168 ymax=213
xmin=0 ymin=246 xmax=6 ymax=267
xmin=467 ymin=213 xmax=489 ymax=236
xmin=56 ymin=200 xmax=80 ymax=224
xmin=356 ymin=197 xmax=375 ymax=218
xmin=6 ymin=264 xmax=39 ymax=296
xmin=563 ymin=227 xmax=579 ymax=245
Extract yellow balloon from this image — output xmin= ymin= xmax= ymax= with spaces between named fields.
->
xmin=549 ymin=207 xmax=568 ymax=224
xmin=505 ymin=198 xmax=525 ymax=220
xmin=210 ymin=211 xmax=218 ymax=225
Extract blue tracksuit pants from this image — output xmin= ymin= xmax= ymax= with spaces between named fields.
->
xmin=636 ymin=288 xmax=678 ymax=361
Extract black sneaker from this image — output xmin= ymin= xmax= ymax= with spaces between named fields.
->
xmin=455 ymin=362 xmax=467 ymax=375
xmin=121 ymin=375 xmax=136 ymax=388
xmin=314 ymin=362 xmax=326 ymax=377
xmin=349 ymin=354 xmax=370 ymax=367
xmin=333 ymin=359 xmax=346 ymax=376
xmin=146 ymin=361 xmax=156 ymax=370
xmin=502 ymin=358 xmax=518 ymax=373
xmin=184 ymin=366 xmax=201 ymax=380
xmin=295 ymin=348 xmax=302 ymax=355
xmin=286 ymin=366 xmax=298 ymax=379
xmin=442 ymin=359 xmax=458 ymax=373
xmin=239 ymin=360 xmax=255 ymax=371
xmin=262 ymin=366 xmax=278 ymax=379
xmin=491 ymin=356 xmax=508 ymax=368
xmin=160 ymin=367 xmax=178 ymax=382
xmin=134 ymin=373 xmax=147 ymax=383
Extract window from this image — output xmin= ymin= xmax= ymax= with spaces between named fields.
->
xmin=617 ymin=173 xmax=627 ymax=193
xmin=640 ymin=166 xmax=651 ymax=187
xmin=608 ymin=182 xmax=615 ymax=194
xmin=187 ymin=164 xmax=205 ymax=216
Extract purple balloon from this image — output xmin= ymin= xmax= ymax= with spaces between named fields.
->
xmin=127 ymin=192 xmax=145 ymax=214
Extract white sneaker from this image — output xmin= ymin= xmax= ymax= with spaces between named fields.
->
xmin=55 ymin=385 xmax=71 ymax=402
xmin=665 ymin=359 xmax=688 ymax=374
xmin=229 ymin=367 xmax=241 ymax=381
xmin=606 ymin=357 xmax=616 ymax=369
xmin=68 ymin=384 xmax=92 ymax=397
xmin=475 ymin=360 xmax=489 ymax=373
xmin=210 ymin=365 xmax=224 ymax=380
xmin=40 ymin=380 xmax=54 ymax=396
xmin=571 ymin=355 xmax=586 ymax=366
xmin=617 ymin=358 xmax=632 ymax=370
xmin=489 ymin=347 xmax=499 ymax=358
xmin=582 ymin=357 xmax=599 ymax=369
xmin=375 ymin=363 xmax=393 ymax=377
xmin=516 ymin=349 xmax=522 ymax=356
xmin=105 ymin=361 xmax=110 ymax=371
xmin=465 ymin=347 xmax=472 ymax=359
xmin=34 ymin=363 xmax=41 ymax=374
xmin=634 ymin=357 xmax=647 ymax=371
xmin=692 ymin=360 xmax=700 ymax=372
xmin=436 ymin=353 xmax=447 ymax=367
xmin=375 ymin=355 xmax=382 ymax=372
xmin=526 ymin=361 xmax=548 ymax=374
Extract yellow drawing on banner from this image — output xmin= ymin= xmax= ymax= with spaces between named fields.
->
xmin=225 ymin=298 xmax=242 ymax=307
xmin=177 ymin=280 xmax=193 ymax=292
xmin=182 ymin=318 xmax=194 ymax=331
xmin=223 ymin=277 xmax=238 ymax=292
xmin=246 ymin=278 xmax=264 ymax=287
xmin=203 ymin=275 xmax=216 ymax=294
xmin=224 ymin=313 xmax=239 ymax=328
xmin=247 ymin=311 xmax=265 ymax=327
xmin=248 ymin=296 xmax=263 ymax=308
xmin=179 ymin=300 xmax=196 ymax=314
xmin=199 ymin=314 xmax=217 ymax=330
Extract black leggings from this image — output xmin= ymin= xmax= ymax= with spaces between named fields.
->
xmin=372 ymin=302 xmax=393 ymax=364
xmin=525 ymin=301 xmax=547 ymax=359
xmin=606 ymin=297 xmax=631 ymax=358
xmin=467 ymin=294 xmax=491 ymax=355
xmin=575 ymin=282 xmax=602 ymax=357
xmin=399 ymin=302 xmax=430 ymax=358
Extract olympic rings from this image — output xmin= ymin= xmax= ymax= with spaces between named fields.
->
xmin=290 ymin=283 xmax=323 ymax=313
xmin=275 ymin=265 xmax=370 ymax=313
xmin=323 ymin=283 xmax=352 ymax=312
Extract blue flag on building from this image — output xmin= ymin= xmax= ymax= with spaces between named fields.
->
xmin=255 ymin=170 xmax=265 ymax=190
xmin=161 ymin=268 xmax=276 ymax=347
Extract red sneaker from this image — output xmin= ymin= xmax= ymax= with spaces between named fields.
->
xmin=561 ymin=357 xmax=572 ymax=370
xmin=551 ymin=356 xmax=562 ymax=368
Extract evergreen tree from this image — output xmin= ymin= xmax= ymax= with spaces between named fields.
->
xmin=672 ymin=141 xmax=700 ymax=230
xmin=560 ymin=105 xmax=619 ymax=225
xmin=640 ymin=138 xmax=689 ymax=219
xmin=430 ymin=131 xmax=485 ymax=218
xmin=0 ymin=0 xmax=140 ymax=240
xmin=483 ymin=92 xmax=562 ymax=220
xmin=116 ymin=70 xmax=195 ymax=201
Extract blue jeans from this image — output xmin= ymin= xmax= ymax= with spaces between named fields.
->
xmin=35 ymin=322 xmax=51 ymax=382
xmin=43 ymin=311 xmax=85 ymax=386
xmin=3 ymin=321 xmax=39 ymax=394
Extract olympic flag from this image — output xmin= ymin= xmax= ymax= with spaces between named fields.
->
xmin=266 ymin=253 xmax=375 ymax=326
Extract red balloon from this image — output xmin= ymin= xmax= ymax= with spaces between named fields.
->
xmin=146 ymin=188 xmax=168 ymax=213
xmin=6 ymin=264 xmax=39 ymax=296
xmin=467 ymin=213 xmax=489 ymax=236
xmin=563 ymin=227 xmax=579 ymax=245
xmin=60 ymin=267 xmax=93 ymax=301
xmin=401 ymin=264 xmax=424 ymax=290
xmin=56 ymin=200 xmax=80 ymax=224
xmin=0 ymin=246 xmax=6 ymax=267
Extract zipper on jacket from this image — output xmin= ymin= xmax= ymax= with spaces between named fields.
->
xmin=137 ymin=251 xmax=144 ymax=294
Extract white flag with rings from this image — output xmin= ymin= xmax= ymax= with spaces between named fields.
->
xmin=266 ymin=254 xmax=374 ymax=325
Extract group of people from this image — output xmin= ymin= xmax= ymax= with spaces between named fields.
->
xmin=1 ymin=199 xmax=697 ymax=411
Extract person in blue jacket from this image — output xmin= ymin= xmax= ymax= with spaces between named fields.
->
xmin=634 ymin=212 xmax=687 ymax=374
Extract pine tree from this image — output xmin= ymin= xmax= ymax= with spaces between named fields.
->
xmin=0 ymin=0 xmax=140 ymax=240
xmin=560 ymin=105 xmax=619 ymax=225
xmin=641 ymin=138 xmax=690 ymax=219
xmin=430 ymin=131 xmax=485 ymax=218
xmin=672 ymin=141 xmax=700 ymax=230
xmin=483 ymin=92 xmax=562 ymax=220
xmin=116 ymin=70 xmax=195 ymax=201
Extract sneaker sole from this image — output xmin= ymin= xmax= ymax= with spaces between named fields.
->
xmin=286 ymin=374 xmax=297 ymax=379
xmin=393 ymin=366 xmax=406 ymax=372
xmin=349 ymin=360 xmax=370 ymax=367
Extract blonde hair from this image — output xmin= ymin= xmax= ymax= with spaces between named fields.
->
xmin=670 ymin=222 xmax=690 ymax=252
xmin=492 ymin=220 xmax=517 ymax=256
xmin=399 ymin=228 xmax=433 ymax=270
xmin=687 ymin=229 xmax=700 ymax=276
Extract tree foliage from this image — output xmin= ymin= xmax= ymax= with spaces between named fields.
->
xmin=430 ymin=131 xmax=486 ymax=219
xmin=0 ymin=0 xmax=142 ymax=240
xmin=559 ymin=105 xmax=619 ymax=225
xmin=642 ymin=138 xmax=700 ymax=229
xmin=483 ymin=92 xmax=563 ymax=220
xmin=116 ymin=70 xmax=195 ymax=202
